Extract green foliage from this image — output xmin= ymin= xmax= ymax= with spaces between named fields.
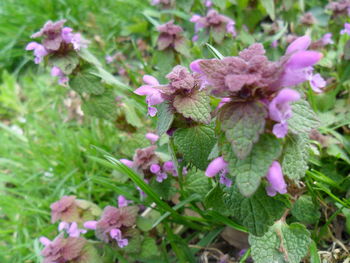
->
xmin=249 ymin=221 xmax=311 ymax=263
xmin=224 ymin=185 xmax=288 ymax=236
xmin=184 ymin=170 xmax=211 ymax=197
xmin=173 ymin=89 xmax=211 ymax=124
xmin=49 ymin=52 xmax=80 ymax=75
xmin=291 ymin=196 xmax=321 ymax=225
xmin=139 ymin=237 xmax=160 ymax=259
xmin=282 ymin=134 xmax=309 ymax=181
xmin=218 ymin=101 xmax=267 ymax=159
xmin=173 ymin=125 xmax=216 ymax=170
xmin=82 ymin=90 xmax=117 ymax=120
xmin=221 ymin=134 xmax=282 ymax=196
xmin=156 ymin=102 xmax=174 ymax=136
xmin=288 ymin=100 xmax=320 ymax=135
xmin=69 ymin=71 xmax=105 ymax=95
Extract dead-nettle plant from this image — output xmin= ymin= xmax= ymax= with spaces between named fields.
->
xmin=27 ymin=17 xmax=327 ymax=263
xmin=26 ymin=20 xmax=143 ymax=126
xmin=135 ymin=36 xmax=324 ymax=262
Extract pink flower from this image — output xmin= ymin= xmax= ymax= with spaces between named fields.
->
xmin=41 ymin=235 xmax=86 ymax=263
xmin=163 ymin=161 xmax=175 ymax=172
xmin=269 ymin=88 xmax=300 ymax=138
xmin=156 ymin=172 xmax=168 ymax=182
xmin=134 ymin=75 xmax=164 ymax=116
xmin=340 ymin=23 xmax=350 ymax=35
xmin=275 ymin=36 xmax=323 ymax=88
xmin=150 ymin=164 xmax=161 ymax=174
xmin=321 ymin=33 xmax=334 ymax=45
xmin=305 ymin=68 xmax=326 ymax=93
xmin=219 ymin=174 xmax=232 ymax=187
xmin=118 ymin=195 xmax=131 ymax=207
xmin=120 ymin=159 xmax=134 ymax=168
xmin=59 ymin=221 xmax=87 ymax=237
xmin=84 ymin=220 xmax=98 ymax=230
xmin=190 ymin=10 xmax=236 ymax=43
xmin=205 ymin=0 xmax=212 ymax=7
xmin=110 ymin=228 xmax=128 ymax=248
xmin=205 ymin=157 xmax=228 ymax=178
xmin=25 ymin=42 xmax=48 ymax=64
xmin=145 ymin=132 xmax=159 ymax=144
xmin=39 ymin=236 xmax=52 ymax=246
xmin=51 ymin=66 xmax=69 ymax=85
xmin=156 ymin=21 xmax=186 ymax=52
xmin=265 ymin=161 xmax=287 ymax=196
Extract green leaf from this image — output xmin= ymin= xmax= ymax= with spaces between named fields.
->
xmin=288 ymin=100 xmax=320 ymax=135
xmin=136 ymin=209 xmax=161 ymax=232
xmin=76 ymin=242 xmax=101 ymax=263
xmin=173 ymin=89 xmax=211 ymax=124
xmin=157 ymin=102 xmax=174 ymax=136
xmin=153 ymin=50 xmax=175 ymax=76
xmin=221 ymin=134 xmax=282 ymax=196
xmin=82 ymin=90 xmax=117 ymax=120
xmin=139 ymin=237 xmax=160 ymax=259
xmin=49 ymin=52 xmax=80 ymax=75
xmin=282 ymin=134 xmax=309 ymax=181
xmin=218 ymin=102 xmax=267 ymax=159
xmin=123 ymin=103 xmax=143 ymax=128
xmin=174 ymin=39 xmax=191 ymax=57
xmin=249 ymin=221 xmax=311 ymax=263
xmin=173 ymin=125 xmax=216 ymax=170
xmin=309 ymin=240 xmax=321 ymax=263
xmin=149 ymin=177 xmax=176 ymax=200
xmin=212 ymin=0 xmax=226 ymax=9
xmin=69 ymin=71 xmax=104 ymax=95
xmin=291 ymin=196 xmax=320 ymax=224
xmin=260 ymin=0 xmax=275 ymax=20
xmin=184 ymin=170 xmax=211 ymax=197
xmin=204 ymin=184 xmax=230 ymax=215
xmin=224 ymin=185 xmax=287 ymax=236
xmin=101 ymin=153 xmax=206 ymax=231
xmin=206 ymin=43 xmax=224 ymax=59
xmin=123 ymin=230 xmax=142 ymax=254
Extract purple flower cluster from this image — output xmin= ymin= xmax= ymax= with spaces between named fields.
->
xmin=190 ymin=9 xmax=236 ymax=42
xmin=156 ymin=21 xmax=186 ymax=52
xmin=40 ymin=235 xmax=87 ymax=263
xmin=205 ymin=157 xmax=232 ymax=187
xmin=58 ymin=221 xmax=87 ymax=237
xmin=25 ymin=20 xmax=87 ymax=85
xmin=84 ymin=205 xmax=138 ymax=248
xmin=191 ymin=35 xmax=323 ymax=138
xmin=135 ymin=65 xmax=203 ymax=116
xmin=327 ymin=0 xmax=350 ymax=16
xmin=341 ymin=23 xmax=350 ymax=36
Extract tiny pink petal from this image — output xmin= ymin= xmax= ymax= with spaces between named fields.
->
xmin=205 ymin=157 xmax=228 ymax=178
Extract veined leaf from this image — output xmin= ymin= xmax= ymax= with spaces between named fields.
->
xmin=249 ymin=221 xmax=311 ymax=263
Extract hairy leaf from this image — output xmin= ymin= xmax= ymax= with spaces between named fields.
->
xmin=49 ymin=52 xmax=79 ymax=75
xmin=249 ymin=221 xmax=311 ymax=263
xmin=288 ymin=100 xmax=320 ymax=134
xmin=77 ymin=242 xmax=101 ymax=263
xmin=69 ymin=71 xmax=104 ymax=95
xmin=157 ymin=102 xmax=174 ymax=136
xmin=221 ymin=134 xmax=282 ymax=196
xmin=219 ymin=102 xmax=267 ymax=159
xmin=82 ymin=90 xmax=117 ymax=120
xmin=173 ymin=89 xmax=211 ymax=124
xmin=282 ymin=134 xmax=309 ymax=180
xmin=291 ymin=196 xmax=320 ymax=224
xmin=205 ymin=184 xmax=230 ymax=215
xmin=139 ymin=237 xmax=160 ymax=259
xmin=224 ymin=185 xmax=287 ymax=236
xmin=173 ymin=125 xmax=216 ymax=170
xmin=184 ymin=170 xmax=211 ymax=197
